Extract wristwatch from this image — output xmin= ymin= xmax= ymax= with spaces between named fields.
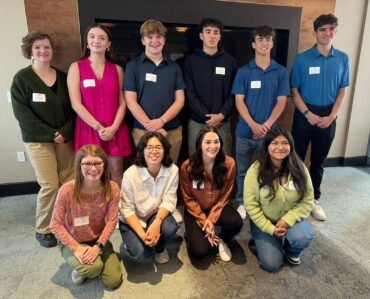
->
xmin=95 ymin=242 xmax=104 ymax=253
xmin=303 ymin=109 xmax=310 ymax=117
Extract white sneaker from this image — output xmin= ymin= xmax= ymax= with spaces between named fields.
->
xmin=218 ymin=239 xmax=232 ymax=262
xmin=155 ymin=248 xmax=170 ymax=264
xmin=71 ymin=269 xmax=85 ymax=285
xmin=311 ymin=200 xmax=327 ymax=221
xmin=287 ymin=255 xmax=301 ymax=265
xmin=172 ymin=208 xmax=183 ymax=223
xmin=237 ymin=204 xmax=246 ymax=220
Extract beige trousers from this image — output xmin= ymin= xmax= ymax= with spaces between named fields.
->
xmin=132 ymin=126 xmax=183 ymax=164
xmin=24 ymin=142 xmax=75 ymax=234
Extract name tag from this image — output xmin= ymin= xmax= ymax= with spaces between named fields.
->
xmin=215 ymin=67 xmax=226 ymax=75
xmin=74 ymin=216 xmax=89 ymax=227
xmin=83 ymin=79 xmax=96 ymax=88
xmin=192 ymin=180 xmax=205 ymax=189
xmin=32 ymin=93 xmax=46 ymax=102
xmin=288 ymin=181 xmax=296 ymax=190
xmin=309 ymin=66 xmax=320 ymax=75
xmin=250 ymin=81 xmax=261 ymax=89
xmin=145 ymin=73 xmax=157 ymax=82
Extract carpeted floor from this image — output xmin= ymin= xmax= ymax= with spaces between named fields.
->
xmin=1 ymin=166 xmax=369 ymax=299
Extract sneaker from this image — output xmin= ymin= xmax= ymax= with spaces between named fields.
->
xmin=71 ymin=269 xmax=85 ymax=285
xmin=311 ymin=200 xmax=327 ymax=221
xmin=237 ymin=204 xmax=246 ymax=220
xmin=172 ymin=208 xmax=183 ymax=224
xmin=218 ymin=239 xmax=232 ymax=262
xmin=287 ymin=255 xmax=301 ymax=265
xmin=35 ymin=232 xmax=57 ymax=248
xmin=155 ymin=248 xmax=170 ymax=264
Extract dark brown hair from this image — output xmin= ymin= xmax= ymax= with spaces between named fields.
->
xmin=82 ymin=24 xmax=114 ymax=61
xmin=252 ymin=25 xmax=276 ymax=42
xmin=21 ymin=31 xmax=53 ymax=59
xmin=313 ymin=14 xmax=338 ymax=31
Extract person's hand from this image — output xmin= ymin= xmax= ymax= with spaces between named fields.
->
xmin=144 ymin=219 xmax=161 ymax=247
xmin=251 ymin=123 xmax=269 ymax=140
xmin=205 ymin=113 xmax=224 ymax=127
xmin=202 ymin=219 xmax=219 ymax=246
xmin=306 ymin=112 xmax=322 ymax=126
xmin=81 ymin=245 xmax=100 ymax=264
xmin=275 ymin=219 xmax=290 ymax=230
xmin=144 ymin=118 xmax=164 ymax=132
xmin=99 ymin=126 xmax=116 ymax=141
xmin=273 ymin=226 xmax=286 ymax=237
xmin=74 ymin=245 xmax=89 ymax=264
xmin=53 ymin=132 xmax=65 ymax=144
xmin=157 ymin=128 xmax=168 ymax=137
xmin=317 ymin=115 xmax=335 ymax=129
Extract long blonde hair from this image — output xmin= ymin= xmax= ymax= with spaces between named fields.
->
xmin=73 ymin=144 xmax=112 ymax=203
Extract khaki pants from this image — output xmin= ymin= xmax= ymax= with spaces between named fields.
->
xmin=24 ymin=142 xmax=75 ymax=234
xmin=132 ymin=126 xmax=182 ymax=164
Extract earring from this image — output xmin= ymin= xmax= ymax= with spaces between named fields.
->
xmin=87 ymin=45 xmax=89 ymax=49
xmin=106 ymin=47 xmax=110 ymax=52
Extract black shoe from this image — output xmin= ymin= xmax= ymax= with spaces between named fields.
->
xmin=36 ymin=232 xmax=57 ymax=248
xmin=248 ymin=239 xmax=257 ymax=256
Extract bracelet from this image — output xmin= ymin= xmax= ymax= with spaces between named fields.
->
xmin=303 ymin=109 xmax=310 ymax=117
xmin=94 ymin=122 xmax=101 ymax=131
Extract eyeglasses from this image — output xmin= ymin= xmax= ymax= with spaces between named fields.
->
xmin=145 ymin=145 xmax=164 ymax=152
xmin=81 ymin=161 xmax=104 ymax=169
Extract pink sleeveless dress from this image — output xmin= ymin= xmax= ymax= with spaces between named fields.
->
xmin=74 ymin=58 xmax=131 ymax=156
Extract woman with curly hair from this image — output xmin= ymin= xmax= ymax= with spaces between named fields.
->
xmin=180 ymin=126 xmax=243 ymax=261
xmin=244 ymin=127 xmax=314 ymax=272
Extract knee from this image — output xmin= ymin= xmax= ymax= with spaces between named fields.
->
xmin=289 ymin=230 xmax=314 ymax=250
xmin=83 ymin=259 xmax=104 ymax=278
xmin=102 ymin=268 xmax=123 ymax=289
xmin=188 ymin=243 xmax=209 ymax=258
xmin=258 ymin=256 xmax=283 ymax=273
xmin=161 ymin=216 xmax=179 ymax=238
xmin=120 ymin=241 xmax=146 ymax=261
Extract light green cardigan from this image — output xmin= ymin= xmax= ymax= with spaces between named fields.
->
xmin=244 ymin=161 xmax=314 ymax=235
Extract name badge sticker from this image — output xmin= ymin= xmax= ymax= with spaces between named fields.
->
xmin=83 ymin=79 xmax=96 ymax=88
xmin=309 ymin=66 xmax=320 ymax=75
xmin=74 ymin=216 xmax=89 ymax=227
xmin=32 ymin=93 xmax=46 ymax=102
xmin=145 ymin=73 xmax=157 ymax=82
xmin=192 ymin=180 xmax=205 ymax=189
xmin=215 ymin=67 xmax=226 ymax=75
xmin=288 ymin=181 xmax=296 ymax=190
xmin=250 ymin=81 xmax=261 ymax=89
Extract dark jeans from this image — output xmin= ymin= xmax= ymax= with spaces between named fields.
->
xmin=291 ymin=104 xmax=336 ymax=199
xmin=119 ymin=213 xmax=179 ymax=261
xmin=184 ymin=204 xmax=243 ymax=258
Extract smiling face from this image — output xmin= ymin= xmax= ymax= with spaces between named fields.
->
xmin=314 ymin=24 xmax=336 ymax=47
xmin=80 ymin=154 xmax=105 ymax=182
xmin=252 ymin=35 xmax=273 ymax=57
xmin=200 ymin=26 xmax=221 ymax=53
xmin=86 ymin=27 xmax=111 ymax=55
xmin=201 ymin=132 xmax=221 ymax=161
xmin=268 ymin=135 xmax=290 ymax=165
xmin=142 ymin=33 xmax=165 ymax=57
xmin=31 ymin=38 xmax=53 ymax=64
xmin=144 ymin=137 xmax=164 ymax=166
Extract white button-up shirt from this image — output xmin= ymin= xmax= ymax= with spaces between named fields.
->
xmin=119 ymin=164 xmax=178 ymax=226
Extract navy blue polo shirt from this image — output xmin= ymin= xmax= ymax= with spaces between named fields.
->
xmin=232 ymin=59 xmax=290 ymax=139
xmin=124 ymin=53 xmax=186 ymax=130
xmin=290 ymin=45 xmax=349 ymax=106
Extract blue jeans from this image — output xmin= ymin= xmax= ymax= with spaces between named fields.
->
xmin=235 ymin=137 xmax=263 ymax=205
xmin=250 ymin=220 xmax=314 ymax=272
xmin=119 ymin=213 xmax=179 ymax=262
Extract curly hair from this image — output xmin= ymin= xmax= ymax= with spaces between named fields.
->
xmin=189 ymin=126 xmax=227 ymax=190
xmin=21 ymin=31 xmax=53 ymax=59
xmin=135 ymin=132 xmax=172 ymax=168
xmin=252 ymin=25 xmax=276 ymax=42
xmin=74 ymin=144 xmax=112 ymax=203
xmin=82 ymin=23 xmax=114 ymax=62
xmin=313 ymin=14 xmax=338 ymax=31
xmin=140 ymin=19 xmax=167 ymax=38
xmin=257 ymin=127 xmax=307 ymax=200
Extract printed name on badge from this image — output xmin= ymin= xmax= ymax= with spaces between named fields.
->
xmin=309 ymin=66 xmax=320 ymax=75
xmin=32 ymin=93 xmax=46 ymax=102
xmin=74 ymin=216 xmax=89 ymax=227
xmin=192 ymin=180 xmax=205 ymax=189
xmin=250 ymin=81 xmax=261 ymax=89
xmin=145 ymin=73 xmax=157 ymax=82
xmin=215 ymin=67 xmax=226 ymax=75
xmin=83 ymin=79 xmax=96 ymax=88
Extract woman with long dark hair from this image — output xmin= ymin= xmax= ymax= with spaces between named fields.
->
xmin=244 ymin=127 xmax=314 ymax=272
xmin=50 ymin=145 xmax=122 ymax=288
xmin=67 ymin=24 xmax=131 ymax=186
xmin=119 ymin=132 xmax=179 ymax=264
xmin=180 ymin=126 xmax=243 ymax=261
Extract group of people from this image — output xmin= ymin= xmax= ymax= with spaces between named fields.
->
xmin=10 ymin=12 xmax=348 ymax=289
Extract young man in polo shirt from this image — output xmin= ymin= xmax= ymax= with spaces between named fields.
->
xmin=124 ymin=19 xmax=186 ymax=164
xmin=232 ymin=25 xmax=290 ymax=219
xmin=124 ymin=19 xmax=185 ymax=223
xmin=183 ymin=18 xmax=237 ymax=155
xmin=290 ymin=14 xmax=349 ymax=221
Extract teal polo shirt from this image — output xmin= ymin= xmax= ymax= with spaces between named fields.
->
xmin=290 ymin=45 xmax=349 ymax=106
xmin=124 ymin=53 xmax=185 ymax=130
xmin=232 ymin=59 xmax=290 ymax=139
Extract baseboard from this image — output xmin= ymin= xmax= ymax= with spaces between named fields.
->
xmin=0 ymin=181 xmax=39 ymax=197
xmin=324 ymin=156 xmax=367 ymax=167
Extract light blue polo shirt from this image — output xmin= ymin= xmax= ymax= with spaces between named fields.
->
xmin=290 ymin=45 xmax=349 ymax=106
xmin=232 ymin=59 xmax=290 ymax=139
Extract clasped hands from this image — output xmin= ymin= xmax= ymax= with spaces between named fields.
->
xmin=306 ymin=112 xmax=335 ymax=129
xmin=140 ymin=219 xmax=161 ymax=247
xmin=97 ymin=125 xmax=117 ymax=141
xmin=74 ymin=244 xmax=100 ymax=265
xmin=144 ymin=118 xmax=168 ymax=137
xmin=273 ymin=219 xmax=290 ymax=237
xmin=202 ymin=219 xmax=219 ymax=247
